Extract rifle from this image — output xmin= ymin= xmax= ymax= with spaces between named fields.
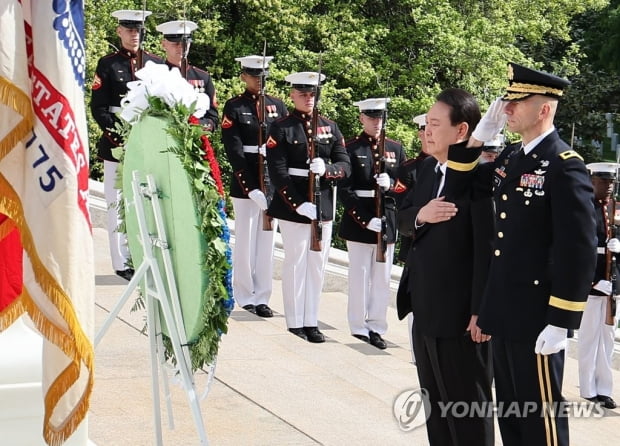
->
xmin=308 ymin=58 xmax=323 ymax=252
xmin=605 ymin=162 xmax=620 ymax=325
xmin=375 ymin=101 xmax=389 ymax=263
xmin=180 ymin=4 xmax=189 ymax=79
xmin=257 ymin=41 xmax=273 ymax=231
xmin=136 ymin=1 xmax=148 ymax=70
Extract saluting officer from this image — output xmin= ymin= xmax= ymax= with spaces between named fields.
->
xmin=578 ymin=162 xmax=620 ymax=409
xmin=91 ymin=9 xmax=162 ymax=281
xmin=221 ymin=55 xmax=288 ymax=318
xmin=467 ymin=63 xmax=597 ymax=446
xmin=338 ymin=98 xmax=408 ymax=349
xmin=155 ymin=20 xmax=219 ymax=131
xmin=265 ymin=71 xmax=350 ymax=343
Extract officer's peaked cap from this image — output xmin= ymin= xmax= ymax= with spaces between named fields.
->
xmin=483 ymin=134 xmax=505 ymax=152
xmin=503 ymin=62 xmax=571 ymax=101
xmin=587 ymin=162 xmax=620 ymax=180
xmin=412 ymin=113 xmax=426 ymax=128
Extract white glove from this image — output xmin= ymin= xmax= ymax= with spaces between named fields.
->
xmin=309 ymin=157 xmax=326 ymax=176
xmin=534 ymin=324 xmax=567 ymax=355
xmin=593 ymin=280 xmax=613 ymax=295
xmin=258 ymin=144 xmax=267 ymax=157
xmin=471 ymin=97 xmax=508 ymax=143
xmin=375 ymin=173 xmax=391 ymax=191
xmin=366 ymin=217 xmax=383 ymax=233
xmin=607 ymin=238 xmax=620 ymax=253
xmin=248 ymin=189 xmax=268 ymax=211
xmin=296 ymin=202 xmax=317 ymax=220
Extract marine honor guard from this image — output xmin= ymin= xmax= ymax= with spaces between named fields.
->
xmin=265 ymin=71 xmax=351 ymax=343
xmin=90 ymin=9 xmax=162 ymax=281
xmin=469 ymin=63 xmax=597 ymax=446
xmin=578 ymin=162 xmax=620 ymax=409
xmin=338 ymin=98 xmax=408 ymax=349
xmin=156 ymin=20 xmax=219 ymax=131
xmin=221 ymin=55 xmax=288 ymax=317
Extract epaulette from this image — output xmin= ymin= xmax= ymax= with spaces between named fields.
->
xmin=558 ymin=150 xmax=583 ymax=161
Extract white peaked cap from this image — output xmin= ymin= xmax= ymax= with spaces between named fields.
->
xmin=586 ymin=162 xmax=620 ymax=176
xmin=156 ymin=20 xmax=198 ymax=36
xmin=285 ymin=71 xmax=326 ymax=88
xmin=353 ymin=97 xmax=390 ymax=112
xmin=235 ymin=55 xmax=274 ymax=70
xmin=111 ymin=10 xmax=152 ymax=25
xmin=412 ymin=113 xmax=426 ymax=127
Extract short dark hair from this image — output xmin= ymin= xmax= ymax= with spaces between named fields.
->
xmin=436 ymin=88 xmax=481 ymax=137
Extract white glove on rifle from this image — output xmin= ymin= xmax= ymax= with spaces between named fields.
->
xmin=471 ymin=97 xmax=508 ymax=143
xmin=593 ymin=279 xmax=613 ymax=295
xmin=534 ymin=324 xmax=567 ymax=355
xmin=248 ymin=189 xmax=268 ymax=211
xmin=258 ymin=144 xmax=267 ymax=157
xmin=296 ymin=202 xmax=317 ymax=220
xmin=607 ymin=238 xmax=620 ymax=253
xmin=309 ymin=157 xmax=326 ymax=176
xmin=375 ymin=173 xmax=391 ymax=191
xmin=366 ymin=217 xmax=383 ymax=233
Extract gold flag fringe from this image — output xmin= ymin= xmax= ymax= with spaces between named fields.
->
xmin=0 ymin=293 xmax=26 ymax=331
xmin=0 ymin=77 xmax=34 ymax=163
xmin=0 ymin=217 xmax=16 ymax=241
xmin=0 ymin=176 xmax=94 ymax=445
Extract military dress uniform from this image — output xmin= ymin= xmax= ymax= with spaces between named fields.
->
xmin=221 ymin=55 xmax=288 ymax=316
xmin=578 ymin=163 xmax=619 ymax=409
xmin=338 ymin=99 xmax=408 ymax=348
xmin=90 ymin=10 xmax=162 ymax=278
xmin=266 ymin=77 xmax=350 ymax=339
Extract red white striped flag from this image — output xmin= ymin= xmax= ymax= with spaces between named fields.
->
xmin=0 ymin=2 xmax=94 ymax=445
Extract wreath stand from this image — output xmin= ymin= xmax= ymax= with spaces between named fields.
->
xmin=95 ymin=171 xmax=210 ymax=445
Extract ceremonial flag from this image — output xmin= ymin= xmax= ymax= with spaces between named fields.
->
xmin=0 ymin=2 xmax=94 ymax=445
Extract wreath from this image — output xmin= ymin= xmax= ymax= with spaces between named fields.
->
xmin=117 ymin=62 xmax=234 ymax=371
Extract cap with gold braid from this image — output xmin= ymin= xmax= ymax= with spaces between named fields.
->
xmin=502 ymin=62 xmax=571 ymax=101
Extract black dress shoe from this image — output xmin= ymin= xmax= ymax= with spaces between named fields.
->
xmin=369 ymin=331 xmax=387 ymax=350
xmin=597 ymin=395 xmax=617 ymax=409
xmin=353 ymin=334 xmax=370 ymax=343
xmin=288 ymin=327 xmax=307 ymax=340
xmin=242 ymin=304 xmax=257 ymax=314
xmin=303 ymin=326 xmax=325 ymax=343
xmin=584 ymin=396 xmax=599 ymax=403
xmin=115 ymin=268 xmax=134 ymax=281
xmin=255 ymin=304 xmax=273 ymax=318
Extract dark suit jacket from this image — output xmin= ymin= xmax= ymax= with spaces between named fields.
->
xmin=476 ymin=132 xmax=596 ymax=341
xmin=396 ymin=142 xmax=495 ymax=338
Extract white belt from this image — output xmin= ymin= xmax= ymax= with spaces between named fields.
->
xmin=354 ymin=190 xmax=375 ymax=198
xmin=243 ymin=145 xmax=259 ymax=153
xmin=108 ymin=106 xmax=121 ymax=113
xmin=288 ymin=168 xmax=309 ymax=177
xmin=598 ymin=247 xmax=606 ymax=254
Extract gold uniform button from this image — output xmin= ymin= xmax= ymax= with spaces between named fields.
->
xmin=494 ymin=249 xmax=501 ymax=256
xmin=500 ymin=212 xmax=507 ymax=219
xmin=534 ymin=280 xmax=539 ymax=285
xmin=498 ymin=232 xmax=504 ymax=238
xmin=502 ymin=194 xmax=508 ymax=201
xmin=525 ymin=200 xmax=530 ymax=205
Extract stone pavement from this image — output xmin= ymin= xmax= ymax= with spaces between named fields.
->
xmin=88 ymin=183 xmax=620 ymax=445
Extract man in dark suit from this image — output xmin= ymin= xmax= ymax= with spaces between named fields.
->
xmin=466 ymin=63 xmax=597 ymax=446
xmin=397 ymin=88 xmax=495 ymax=446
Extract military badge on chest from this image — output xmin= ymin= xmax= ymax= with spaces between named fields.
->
xmin=188 ymin=79 xmax=205 ymax=93
xmin=317 ymin=125 xmax=333 ymax=141
xmin=517 ymin=161 xmax=548 ymax=199
xmin=266 ymin=104 xmax=279 ymax=118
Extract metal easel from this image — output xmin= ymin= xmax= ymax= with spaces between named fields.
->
xmin=95 ymin=171 xmax=209 ymax=445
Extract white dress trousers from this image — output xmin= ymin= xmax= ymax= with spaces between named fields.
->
xmin=231 ymin=197 xmax=277 ymax=308
xmin=278 ymin=219 xmax=332 ymax=328
xmin=104 ymin=160 xmax=129 ymax=271
xmin=345 ymin=240 xmax=394 ymax=336
xmin=578 ymin=294 xmax=615 ymax=398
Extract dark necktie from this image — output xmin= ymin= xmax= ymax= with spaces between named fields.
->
xmin=431 ymin=167 xmax=443 ymax=198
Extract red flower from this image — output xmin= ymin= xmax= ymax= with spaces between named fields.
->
xmin=188 ymin=115 xmax=200 ymax=125
xmin=201 ymin=135 xmax=224 ymax=197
